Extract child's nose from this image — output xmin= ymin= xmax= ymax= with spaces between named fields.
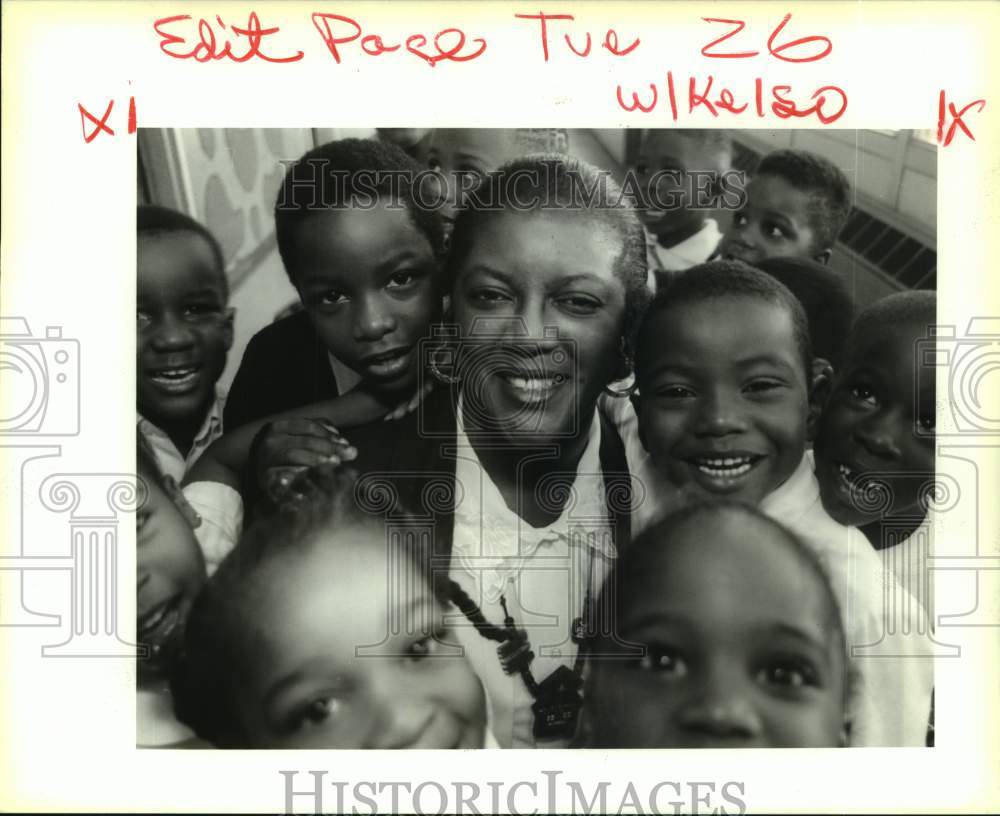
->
xmin=855 ymin=412 xmax=904 ymax=459
xmin=695 ymin=391 xmax=746 ymax=436
xmin=352 ymin=295 xmax=396 ymax=342
xmin=677 ymin=696 xmax=762 ymax=741
xmin=367 ymin=695 xmax=438 ymax=749
xmin=676 ymin=673 xmax=763 ymax=741
xmin=150 ymin=313 xmax=197 ymax=350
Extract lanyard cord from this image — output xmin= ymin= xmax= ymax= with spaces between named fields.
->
xmin=445 ymin=545 xmax=595 ymax=700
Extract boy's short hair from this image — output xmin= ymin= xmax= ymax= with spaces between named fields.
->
xmin=591 ymin=501 xmax=847 ymax=656
xmin=274 ymin=137 xmax=448 ymax=287
xmin=137 ymin=205 xmax=227 ymax=296
xmin=170 ymin=465 xmax=427 ymax=747
xmin=447 ymin=155 xmax=652 ymax=353
xmin=635 ymin=259 xmax=813 ymax=379
xmin=756 ymin=149 xmax=852 ymax=252
xmin=850 ymin=290 xmax=936 ymax=348
xmin=755 ymin=257 xmax=855 ymax=369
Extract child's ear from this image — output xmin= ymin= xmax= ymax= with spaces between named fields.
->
xmin=807 ymin=357 xmax=834 ymax=441
xmin=812 ymin=248 xmax=833 ymax=265
xmin=222 ymin=307 xmax=236 ymax=351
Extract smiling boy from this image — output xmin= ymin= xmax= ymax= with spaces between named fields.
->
xmin=137 ymin=206 xmax=234 ymax=482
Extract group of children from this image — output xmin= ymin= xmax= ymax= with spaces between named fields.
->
xmin=136 ymin=128 xmax=936 ymax=749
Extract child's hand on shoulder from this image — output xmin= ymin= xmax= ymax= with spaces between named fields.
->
xmin=250 ymin=418 xmax=357 ymax=503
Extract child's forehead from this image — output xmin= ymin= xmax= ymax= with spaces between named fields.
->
xmin=652 ymin=294 xmax=794 ymax=343
xmin=625 ymin=514 xmax=833 ymax=630
xmin=845 ymin=318 xmax=928 ymax=367
xmin=138 ymin=229 xmax=225 ymax=289
xmin=748 ymin=173 xmax=815 ymax=214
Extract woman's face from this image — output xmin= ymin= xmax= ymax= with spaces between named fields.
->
xmin=451 ymin=212 xmax=627 ymax=446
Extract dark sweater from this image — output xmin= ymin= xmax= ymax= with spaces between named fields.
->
xmin=224 ymin=311 xmax=338 ymax=431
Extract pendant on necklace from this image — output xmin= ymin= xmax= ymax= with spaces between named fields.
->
xmin=531 ymin=664 xmax=583 ymax=740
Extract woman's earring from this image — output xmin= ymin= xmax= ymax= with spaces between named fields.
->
xmin=428 ymin=345 xmax=461 ymax=385
xmin=603 ymin=336 xmax=636 ymax=398
xmin=603 ymin=377 xmax=636 ymax=398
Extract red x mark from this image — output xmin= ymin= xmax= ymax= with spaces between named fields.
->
xmin=78 ymin=100 xmax=115 ymax=143
xmin=938 ymin=90 xmax=987 ymax=147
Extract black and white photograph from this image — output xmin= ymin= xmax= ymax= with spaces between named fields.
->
xmin=3 ymin=2 xmax=997 ymax=813
xmin=136 ymin=126 xmax=938 ymax=750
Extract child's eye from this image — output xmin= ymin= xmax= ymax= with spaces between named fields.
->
xmin=764 ymin=223 xmax=790 ymax=241
xmin=635 ymin=645 xmax=688 ymax=677
xmin=386 ymin=270 xmax=418 ymax=289
xmin=136 ymin=508 xmax=152 ymax=534
xmin=849 ymin=384 xmax=878 ymax=406
xmin=405 ymin=634 xmax=441 ymax=662
xmin=656 ymin=384 xmax=695 ymax=399
xmin=756 ymin=659 xmax=820 ymax=691
xmin=917 ymin=414 xmax=936 ymax=433
xmin=319 ymin=290 xmax=348 ymax=307
xmin=427 ymin=157 xmax=443 ymax=173
xmin=744 ymin=378 xmax=785 ymax=395
xmin=733 ymin=211 xmax=749 ymax=227
xmin=183 ymin=303 xmax=221 ymax=318
xmin=289 ymin=696 xmax=343 ymax=732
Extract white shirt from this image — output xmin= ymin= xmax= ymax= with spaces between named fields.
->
xmin=138 ymin=387 xmax=227 ymax=483
xmin=183 ymin=481 xmax=242 ymax=576
xmin=645 ymin=218 xmax=722 ymax=276
xmin=449 ymin=404 xmax=615 ymax=748
xmin=877 ymin=509 xmax=934 ymax=622
xmin=761 ymin=452 xmax=935 ymax=746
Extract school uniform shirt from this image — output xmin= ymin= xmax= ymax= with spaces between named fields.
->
xmin=449 ymin=402 xmax=616 ymax=749
xmin=878 ymin=509 xmax=935 ymax=623
xmin=760 ymin=452 xmax=935 ymax=747
xmin=223 ymin=311 xmax=340 ymax=430
xmin=183 ymin=480 xmax=242 ymax=576
xmin=645 ymin=218 xmax=723 ymax=280
xmin=137 ymin=387 xmax=226 ymax=485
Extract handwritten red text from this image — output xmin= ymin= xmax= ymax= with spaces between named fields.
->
xmin=153 ymin=12 xmax=304 ymax=63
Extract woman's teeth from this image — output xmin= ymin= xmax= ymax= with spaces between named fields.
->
xmin=694 ymin=456 xmax=755 ymax=478
xmin=502 ymin=374 xmax=565 ymax=396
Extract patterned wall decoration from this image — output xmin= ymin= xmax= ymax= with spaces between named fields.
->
xmin=137 ymin=128 xmax=316 ymax=288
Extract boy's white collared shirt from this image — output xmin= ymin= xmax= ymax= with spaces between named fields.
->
xmin=137 ymin=386 xmax=227 ymax=483
xmin=644 ymin=218 xmax=722 ymax=276
xmin=761 ymin=451 xmax=935 ymax=746
xmin=449 ymin=402 xmax=615 ymax=748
